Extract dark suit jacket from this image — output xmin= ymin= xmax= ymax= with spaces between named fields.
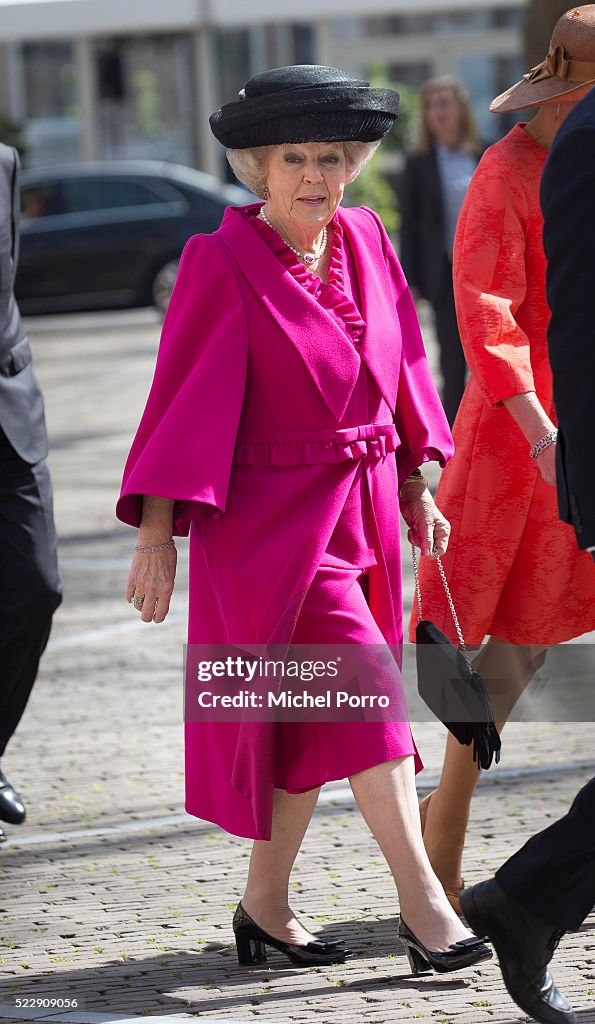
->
xmin=541 ymin=91 xmax=595 ymax=550
xmin=399 ymin=145 xmax=480 ymax=305
xmin=0 ymin=143 xmax=48 ymax=463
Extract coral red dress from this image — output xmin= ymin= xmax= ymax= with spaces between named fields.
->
xmin=410 ymin=124 xmax=595 ymax=646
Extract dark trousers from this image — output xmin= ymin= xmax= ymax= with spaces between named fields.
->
xmin=0 ymin=426 xmax=62 ymax=757
xmin=432 ymin=259 xmax=467 ymax=427
xmin=496 ymin=778 xmax=595 ymax=931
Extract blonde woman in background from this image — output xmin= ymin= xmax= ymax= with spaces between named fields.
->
xmin=399 ymin=77 xmax=483 ymax=426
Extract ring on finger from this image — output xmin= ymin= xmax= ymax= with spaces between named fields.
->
xmin=132 ymin=594 xmax=144 ymax=608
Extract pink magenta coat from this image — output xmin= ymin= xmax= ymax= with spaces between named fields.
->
xmin=117 ymin=203 xmax=453 ymax=839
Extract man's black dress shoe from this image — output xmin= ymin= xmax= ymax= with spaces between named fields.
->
xmin=460 ymin=879 xmax=575 ymax=1024
xmin=0 ymin=770 xmax=26 ymax=825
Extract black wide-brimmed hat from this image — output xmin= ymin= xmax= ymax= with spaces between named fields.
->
xmin=209 ymin=65 xmax=400 ymax=149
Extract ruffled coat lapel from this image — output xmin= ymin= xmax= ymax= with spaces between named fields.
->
xmin=338 ymin=207 xmax=400 ymax=412
xmin=218 ymin=207 xmax=361 ymax=421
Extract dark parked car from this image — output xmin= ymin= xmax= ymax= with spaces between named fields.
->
xmin=17 ymin=162 xmax=250 ymax=314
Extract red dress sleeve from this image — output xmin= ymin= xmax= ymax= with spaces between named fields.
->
xmin=453 ymin=146 xmax=536 ymax=407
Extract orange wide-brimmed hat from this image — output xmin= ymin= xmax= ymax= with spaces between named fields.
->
xmin=490 ymin=5 xmax=595 ymax=112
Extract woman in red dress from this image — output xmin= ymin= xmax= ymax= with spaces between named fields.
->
xmin=411 ymin=6 xmax=595 ymax=914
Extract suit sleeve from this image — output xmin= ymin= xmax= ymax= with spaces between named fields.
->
xmin=0 ymin=146 xmax=18 ymax=295
xmin=398 ymin=155 xmax=422 ymax=293
xmin=366 ymin=207 xmax=454 ymax=483
xmin=542 ymin=123 xmax=595 ymax=549
xmin=116 ymin=233 xmax=248 ymax=536
xmin=452 ymin=148 xmax=535 ymax=407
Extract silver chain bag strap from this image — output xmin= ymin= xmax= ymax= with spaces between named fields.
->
xmin=411 ymin=545 xmax=501 ymax=770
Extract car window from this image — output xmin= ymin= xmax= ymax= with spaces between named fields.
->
xmin=61 ymin=178 xmax=171 ymax=214
xmin=21 ymin=183 xmax=63 ymax=219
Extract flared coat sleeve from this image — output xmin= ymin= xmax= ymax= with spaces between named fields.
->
xmin=116 ymin=233 xmax=248 ymax=535
xmin=452 ymin=147 xmax=535 ymax=407
xmin=366 ymin=208 xmax=453 ymax=482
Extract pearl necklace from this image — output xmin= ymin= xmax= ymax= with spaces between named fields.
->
xmin=260 ymin=207 xmax=327 ymax=267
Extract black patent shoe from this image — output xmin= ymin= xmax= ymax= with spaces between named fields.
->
xmin=0 ymin=770 xmax=26 ymax=825
xmin=398 ymin=916 xmax=492 ymax=975
xmin=233 ymin=902 xmax=352 ymax=967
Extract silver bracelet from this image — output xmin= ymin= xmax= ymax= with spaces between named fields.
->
xmin=529 ymin=430 xmax=558 ymax=460
xmin=134 ymin=540 xmax=176 ymax=553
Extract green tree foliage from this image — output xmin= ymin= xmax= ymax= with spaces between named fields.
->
xmin=385 ymin=81 xmax=420 ymax=154
xmin=0 ymin=116 xmax=26 ymax=161
xmin=346 ymin=157 xmax=399 ymax=235
xmin=344 ymin=77 xmax=420 ymax=235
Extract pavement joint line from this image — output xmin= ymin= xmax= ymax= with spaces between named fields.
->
xmin=25 ymin=310 xmax=160 ymax=333
xmin=4 ymin=760 xmax=594 ymax=849
xmin=46 ymin=615 xmax=185 ymax=652
xmin=0 ymin=1006 xmax=255 ymax=1024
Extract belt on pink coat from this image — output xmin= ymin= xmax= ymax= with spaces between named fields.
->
xmin=233 ymin=422 xmax=399 ymax=466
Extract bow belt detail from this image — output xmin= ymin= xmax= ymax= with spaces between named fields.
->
xmin=233 ymin=422 xmax=399 ymax=466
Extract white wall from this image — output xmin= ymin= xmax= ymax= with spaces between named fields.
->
xmin=0 ymin=0 xmax=200 ymax=39
xmin=0 ymin=0 xmax=527 ymax=39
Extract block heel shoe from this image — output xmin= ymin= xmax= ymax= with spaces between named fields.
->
xmin=233 ymin=902 xmax=352 ymax=967
xmin=398 ymin=917 xmax=492 ymax=975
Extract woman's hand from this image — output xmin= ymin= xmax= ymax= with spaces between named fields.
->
xmin=126 ymin=545 xmax=177 ymax=623
xmin=125 ymin=495 xmax=176 ymax=623
xmin=400 ymin=482 xmax=451 ymax=557
xmin=535 ymin=443 xmax=557 ymax=486
xmin=501 ymin=391 xmax=557 ymax=486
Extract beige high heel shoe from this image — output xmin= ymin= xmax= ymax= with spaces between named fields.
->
xmin=419 ymin=791 xmax=464 ymax=916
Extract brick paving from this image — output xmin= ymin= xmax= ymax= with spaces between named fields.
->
xmin=0 ymin=311 xmax=593 ymax=1024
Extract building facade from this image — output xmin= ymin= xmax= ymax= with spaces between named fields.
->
xmin=0 ymin=0 xmax=528 ymax=173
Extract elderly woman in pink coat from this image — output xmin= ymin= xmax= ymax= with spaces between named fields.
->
xmin=117 ymin=66 xmax=491 ymax=976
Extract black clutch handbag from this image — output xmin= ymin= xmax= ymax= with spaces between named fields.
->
xmin=411 ymin=546 xmax=501 ymax=770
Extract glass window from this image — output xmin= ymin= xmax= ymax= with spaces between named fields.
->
xmin=434 ymin=11 xmax=491 ymax=33
xmin=292 ymin=24 xmax=315 ymax=65
xmin=385 ymin=62 xmax=433 ymax=89
xmin=458 ymin=54 xmax=525 ymax=143
xmin=363 ymin=15 xmax=432 ymax=34
xmin=94 ymin=35 xmax=196 ymax=165
xmin=492 ymin=9 xmax=525 ymax=29
xmin=22 ymin=41 xmax=81 ymax=166
xmin=21 ymin=182 xmax=63 ymax=219
xmin=214 ymin=29 xmax=251 ymax=104
xmin=61 ymin=178 xmax=170 ymax=214
xmin=23 ymin=41 xmax=78 ymax=119
xmin=344 ymin=9 xmax=524 ymax=37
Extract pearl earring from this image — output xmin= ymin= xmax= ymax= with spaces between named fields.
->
xmin=263 ymin=186 xmax=269 ymax=200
